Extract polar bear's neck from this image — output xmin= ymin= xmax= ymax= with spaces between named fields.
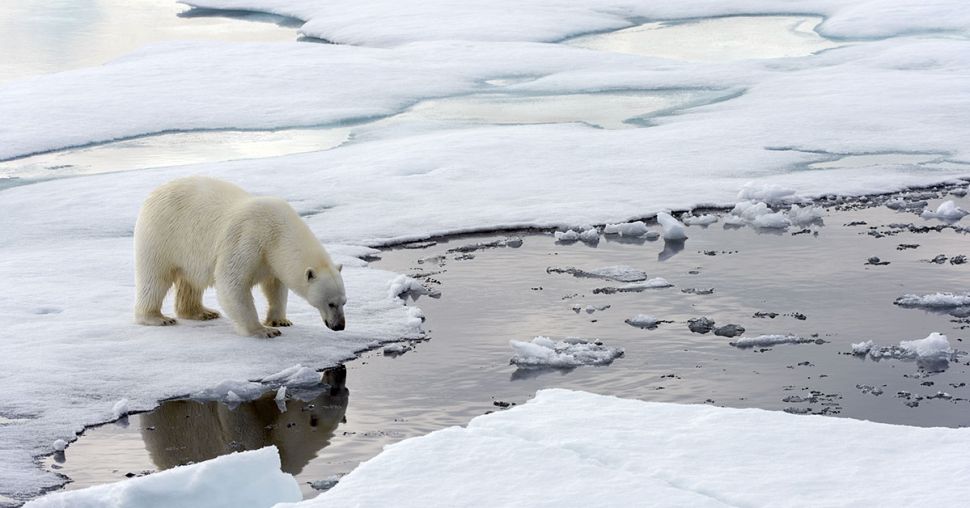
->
xmin=259 ymin=200 xmax=335 ymax=297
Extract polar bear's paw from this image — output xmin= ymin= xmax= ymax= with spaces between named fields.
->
xmin=138 ymin=314 xmax=177 ymax=326
xmin=194 ymin=308 xmax=221 ymax=321
xmin=265 ymin=318 xmax=292 ymax=327
xmin=253 ymin=326 xmax=282 ymax=338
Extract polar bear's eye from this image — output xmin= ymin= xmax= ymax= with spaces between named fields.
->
xmin=328 ymin=303 xmax=337 ymax=309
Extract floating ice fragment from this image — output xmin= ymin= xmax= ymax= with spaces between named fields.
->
xmin=52 ymin=439 xmax=67 ymax=452
xmin=262 ymin=365 xmax=321 ymax=387
xmin=554 ymin=229 xmax=580 ymax=242
xmin=655 ymin=212 xmax=687 ymax=240
xmin=111 ymin=399 xmax=129 ymax=420
xmin=751 ymin=211 xmax=791 ymax=229
xmin=682 ymin=213 xmax=718 ymax=226
xmin=737 ymin=182 xmax=796 ymax=203
xmin=510 ymin=337 xmax=623 ymax=368
xmin=603 ymin=221 xmax=649 ymax=237
xmin=578 ymin=228 xmax=600 ymax=244
xmin=894 ymin=292 xmax=970 ymax=308
xmin=899 ymin=332 xmax=952 ymax=359
xmin=546 ymin=265 xmax=647 ymax=282
xmin=851 ymin=340 xmax=874 ymax=355
xmin=921 ymin=200 xmax=969 ymax=222
xmin=788 ymin=204 xmax=824 ymax=226
xmin=625 ymin=314 xmax=659 ymax=329
xmin=730 ymin=335 xmax=815 ymax=348
xmin=592 ymin=277 xmax=673 ymax=294
xmin=388 ymin=274 xmax=439 ymax=298
xmin=383 ymin=343 xmax=412 ymax=355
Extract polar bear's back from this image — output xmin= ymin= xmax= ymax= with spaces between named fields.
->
xmin=135 ymin=177 xmax=252 ymax=287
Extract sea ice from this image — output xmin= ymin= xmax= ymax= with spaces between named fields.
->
xmin=894 ymin=292 xmax=970 ymax=309
xmin=296 ymin=389 xmax=970 ymax=507
xmin=110 ymin=399 xmax=128 ymax=420
xmin=788 ymin=204 xmax=824 ymax=226
xmin=920 ymin=200 xmax=969 ymax=222
xmin=547 ymin=265 xmax=648 ymax=282
xmin=24 ymin=447 xmax=300 ymax=508
xmin=729 ymin=335 xmax=815 ymax=348
xmin=681 ymin=213 xmax=718 ymax=226
xmin=851 ymin=340 xmax=874 ymax=355
xmin=603 ymin=221 xmax=649 ymax=237
xmin=261 ymin=365 xmax=321 ymax=387
xmin=862 ymin=333 xmax=955 ymax=363
xmin=624 ymin=314 xmax=660 ymax=329
xmin=655 ymin=212 xmax=687 ymax=240
xmin=509 ymin=337 xmax=623 ymax=368
xmin=736 ymin=182 xmax=796 ymax=203
xmin=592 ymin=277 xmax=674 ymax=294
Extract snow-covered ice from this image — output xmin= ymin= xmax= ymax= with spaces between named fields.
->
xmin=920 ymin=200 xmax=969 ymax=222
xmin=24 ymin=446 xmax=300 ymax=508
xmin=730 ymin=335 xmax=816 ymax=348
xmin=894 ymin=292 xmax=970 ymax=309
xmin=861 ymin=333 xmax=956 ymax=362
xmin=110 ymin=399 xmax=129 ymax=420
xmin=509 ymin=337 xmax=623 ymax=369
xmin=592 ymin=278 xmax=674 ymax=294
xmin=624 ymin=314 xmax=660 ymax=329
xmin=681 ymin=213 xmax=718 ymax=226
xmin=294 ymin=389 xmax=970 ymax=507
xmin=603 ymin=221 xmax=649 ymax=237
xmin=655 ymin=212 xmax=687 ymax=241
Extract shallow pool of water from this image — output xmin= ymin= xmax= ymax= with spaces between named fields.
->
xmin=567 ymin=16 xmax=841 ymax=61
xmin=44 ymin=186 xmax=970 ymax=499
xmin=0 ymin=0 xmax=302 ymax=84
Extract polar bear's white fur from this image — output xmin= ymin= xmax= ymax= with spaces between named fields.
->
xmin=134 ymin=176 xmax=346 ymax=337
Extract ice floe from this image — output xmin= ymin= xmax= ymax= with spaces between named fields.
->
xmin=920 ymin=200 xmax=969 ymax=222
xmin=24 ymin=447 xmax=300 ymax=508
xmin=730 ymin=335 xmax=817 ymax=348
xmin=624 ymin=314 xmax=660 ymax=329
xmin=592 ymin=278 xmax=674 ymax=294
xmin=603 ymin=221 xmax=649 ymax=237
xmin=855 ymin=333 xmax=955 ymax=362
xmin=894 ymin=292 xmax=970 ymax=309
xmin=296 ymin=389 xmax=970 ymax=507
xmin=509 ymin=337 xmax=623 ymax=369
xmin=546 ymin=265 xmax=647 ymax=282
xmin=655 ymin=212 xmax=687 ymax=240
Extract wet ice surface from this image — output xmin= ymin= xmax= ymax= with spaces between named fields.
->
xmin=0 ymin=0 xmax=302 ymax=84
xmin=48 ymin=187 xmax=970 ymax=498
xmin=567 ymin=16 xmax=841 ymax=61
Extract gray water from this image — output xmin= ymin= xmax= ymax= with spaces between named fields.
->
xmin=45 ymin=188 xmax=970 ymax=498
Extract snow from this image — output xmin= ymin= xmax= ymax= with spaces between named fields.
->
xmin=788 ymin=204 xmax=824 ymax=226
xmin=737 ymin=182 xmax=796 ymax=204
xmin=894 ymin=292 xmax=970 ymax=309
xmin=183 ymin=0 xmax=970 ymax=45
xmin=655 ymin=212 xmax=687 ymax=241
xmin=899 ymin=333 xmax=953 ymax=359
xmin=388 ymin=275 xmax=435 ymax=298
xmin=681 ymin=213 xmax=718 ymax=226
xmin=624 ymin=314 xmax=659 ymax=329
xmin=729 ymin=334 xmax=816 ymax=348
xmin=260 ymin=365 xmax=321 ymax=387
xmin=861 ymin=333 xmax=955 ymax=361
xmin=110 ymin=399 xmax=129 ymax=420
xmin=509 ymin=337 xmax=623 ymax=369
xmin=25 ymin=446 xmax=300 ymax=508
xmin=293 ymin=389 xmax=970 ymax=507
xmin=51 ymin=440 xmax=66 ymax=453
xmin=4 ymin=0 xmax=970 ymax=500
xmin=603 ymin=221 xmax=649 ymax=237
xmin=920 ymin=200 xmax=969 ymax=222
xmin=851 ymin=340 xmax=874 ymax=355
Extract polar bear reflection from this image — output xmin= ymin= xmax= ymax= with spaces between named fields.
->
xmin=140 ymin=372 xmax=348 ymax=475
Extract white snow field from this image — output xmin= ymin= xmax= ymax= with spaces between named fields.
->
xmin=24 ymin=447 xmax=300 ymax=508
xmin=3 ymin=0 xmax=970 ymax=503
xmin=288 ymin=389 xmax=970 ymax=507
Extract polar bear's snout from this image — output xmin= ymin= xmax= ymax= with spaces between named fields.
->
xmin=324 ymin=310 xmax=346 ymax=331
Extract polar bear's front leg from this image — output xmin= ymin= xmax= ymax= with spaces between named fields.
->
xmin=261 ymin=277 xmax=291 ymax=327
xmin=215 ymin=256 xmax=281 ymax=338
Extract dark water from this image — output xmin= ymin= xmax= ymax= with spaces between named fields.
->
xmin=43 ymin=187 xmax=970 ymax=499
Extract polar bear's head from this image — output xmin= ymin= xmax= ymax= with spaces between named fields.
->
xmin=305 ymin=264 xmax=346 ymax=331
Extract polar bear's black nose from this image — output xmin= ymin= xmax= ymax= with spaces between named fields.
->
xmin=327 ymin=319 xmax=345 ymax=331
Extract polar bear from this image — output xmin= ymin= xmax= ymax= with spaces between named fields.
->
xmin=134 ymin=176 xmax=346 ymax=337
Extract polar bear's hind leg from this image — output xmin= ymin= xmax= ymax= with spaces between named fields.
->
xmin=135 ymin=271 xmax=177 ymax=326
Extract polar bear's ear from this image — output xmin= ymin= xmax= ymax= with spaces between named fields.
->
xmin=336 ymin=264 xmax=343 ymax=272
xmin=306 ymin=268 xmax=316 ymax=281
